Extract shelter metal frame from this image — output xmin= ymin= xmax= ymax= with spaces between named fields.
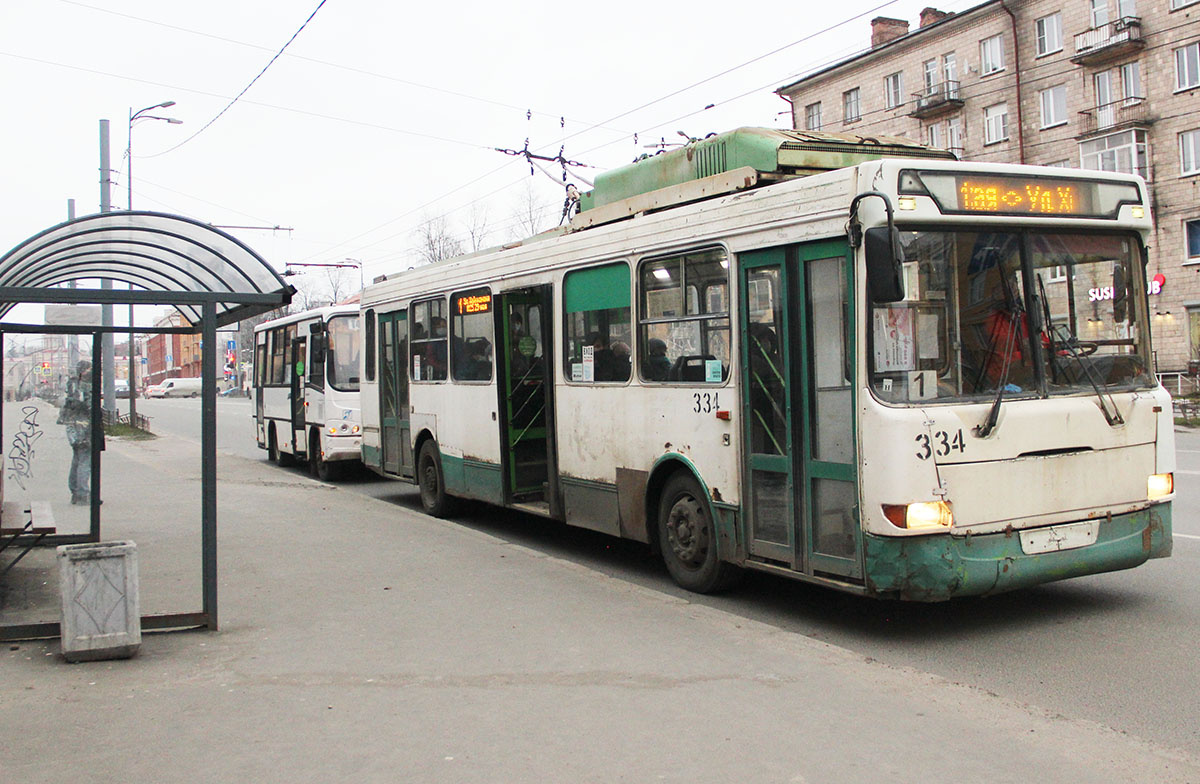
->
xmin=0 ymin=211 xmax=292 ymax=641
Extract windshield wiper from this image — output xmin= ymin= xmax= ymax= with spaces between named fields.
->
xmin=974 ymin=307 xmax=1023 ymax=438
xmin=1050 ymin=325 xmax=1124 ymax=427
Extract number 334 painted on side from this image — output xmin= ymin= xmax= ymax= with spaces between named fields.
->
xmin=915 ymin=429 xmax=965 ymax=460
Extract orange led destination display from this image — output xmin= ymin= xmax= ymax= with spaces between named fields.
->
xmin=957 ymin=180 xmax=1078 ymax=215
xmin=456 ymin=293 xmax=492 ymax=314
xmin=899 ymin=169 xmax=1143 ymax=219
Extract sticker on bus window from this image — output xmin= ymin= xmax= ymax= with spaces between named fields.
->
xmin=873 ymin=307 xmax=915 ymax=372
xmin=571 ymin=363 xmax=583 ymax=381
xmin=705 ymin=359 xmax=723 ymax=383
xmin=413 ymin=355 xmax=421 ymax=381
xmin=908 ymin=370 xmax=937 ymax=400
xmin=582 ymin=346 xmax=595 ymax=382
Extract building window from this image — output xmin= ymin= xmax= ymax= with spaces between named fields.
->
xmin=805 ymin=102 xmax=822 ymax=131
xmin=928 ymin=123 xmax=943 ymax=148
xmin=1079 ymin=129 xmax=1148 ymax=178
xmin=1040 ymin=85 xmax=1067 ymax=128
xmin=1046 ymin=159 xmax=1072 ymax=167
xmin=1187 ymin=220 xmax=1200 ymax=260
xmin=1091 ymin=0 xmax=1109 ymax=28
xmin=1182 ymin=130 xmax=1200 ymax=175
xmin=947 ymin=116 xmax=963 ymax=155
xmin=1035 ymin=14 xmax=1062 ymax=56
xmin=843 ymin=88 xmax=861 ymax=122
xmin=984 ymin=103 xmax=1008 ymax=144
xmin=980 ymin=35 xmax=1004 ymax=75
xmin=564 ymin=263 xmax=632 ymax=384
xmin=1171 ymin=0 xmax=1200 ymax=9
xmin=1176 ymin=43 xmax=1200 ymax=91
xmin=1118 ymin=0 xmax=1136 ymax=17
xmin=923 ymin=59 xmax=938 ymax=95
xmin=1121 ymin=62 xmax=1143 ymax=102
xmin=884 ymin=72 xmax=904 ymax=109
xmin=942 ymin=53 xmax=957 ymax=85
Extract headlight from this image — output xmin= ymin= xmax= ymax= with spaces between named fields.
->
xmin=883 ymin=501 xmax=954 ymax=530
xmin=1148 ymin=473 xmax=1173 ymax=501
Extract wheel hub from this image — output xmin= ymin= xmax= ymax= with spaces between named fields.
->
xmin=667 ymin=497 xmax=707 ymax=567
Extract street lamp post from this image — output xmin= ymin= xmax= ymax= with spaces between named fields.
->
xmin=127 ymin=100 xmax=182 ymax=423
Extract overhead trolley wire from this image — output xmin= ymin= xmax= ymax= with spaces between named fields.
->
xmin=142 ymin=0 xmax=330 ymax=158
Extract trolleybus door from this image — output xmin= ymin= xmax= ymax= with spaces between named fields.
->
xmin=739 ymin=240 xmax=861 ymax=580
xmin=497 ymin=288 xmax=559 ymax=508
xmin=290 ymin=336 xmax=307 ymax=455
xmin=378 ymin=310 xmax=410 ymax=477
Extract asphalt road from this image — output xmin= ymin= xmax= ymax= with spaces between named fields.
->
xmin=135 ymin=396 xmax=1200 ymax=757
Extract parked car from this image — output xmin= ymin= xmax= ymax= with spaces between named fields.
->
xmin=115 ymin=379 xmax=133 ymax=399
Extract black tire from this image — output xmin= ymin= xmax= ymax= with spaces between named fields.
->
xmin=268 ymin=426 xmax=280 ymax=464
xmin=273 ymin=425 xmax=296 ymax=467
xmin=310 ymin=431 xmax=338 ymax=481
xmin=417 ymin=440 xmax=455 ymax=518
xmin=657 ymin=473 xmax=742 ymax=593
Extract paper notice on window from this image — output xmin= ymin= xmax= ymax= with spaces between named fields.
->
xmin=873 ymin=307 xmax=915 ymax=372
xmin=582 ymin=345 xmax=595 ymax=382
xmin=918 ymin=313 xmax=940 ymax=360
xmin=571 ymin=363 xmax=583 ymax=381
xmin=413 ymin=355 xmax=421 ymax=381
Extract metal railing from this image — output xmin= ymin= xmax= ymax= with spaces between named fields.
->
xmin=1074 ymin=17 xmax=1142 ymax=57
xmin=102 ymin=407 xmax=152 ymax=432
xmin=1077 ymin=96 xmax=1148 ymax=135
xmin=911 ymin=80 xmax=962 ymax=114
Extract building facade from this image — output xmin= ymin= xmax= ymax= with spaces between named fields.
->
xmin=777 ymin=0 xmax=1200 ymax=372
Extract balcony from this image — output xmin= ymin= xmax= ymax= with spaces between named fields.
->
xmin=909 ymin=80 xmax=963 ymax=119
xmin=1076 ymin=96 xmax=1153 ymax=138
xmin=1071 ymin=17 xmax=1145 ymax=65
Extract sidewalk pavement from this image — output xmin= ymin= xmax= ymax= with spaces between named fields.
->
xmin=3 ymin=431 xmax=1199 ymax=783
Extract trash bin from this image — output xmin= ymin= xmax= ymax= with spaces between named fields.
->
xmin=57 ymin=541 xmax=140 ymax=662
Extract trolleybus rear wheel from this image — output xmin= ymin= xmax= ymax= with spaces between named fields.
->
xmin=418 ymin=440 xmax=454 ymax=518
xmin=657 ymin=473 xmax=741 ymax=593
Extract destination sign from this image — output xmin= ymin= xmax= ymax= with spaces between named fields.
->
xmin=456 ymin=293 xmax=492 ymax=314
xmin=899 ymin=170 xmax=1143 ymax=219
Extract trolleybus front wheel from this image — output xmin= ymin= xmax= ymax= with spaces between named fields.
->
xmin=418 ymin=440 xmax=455 ymax=518
xmin=657 ymin=473 xmax=742 ymax=593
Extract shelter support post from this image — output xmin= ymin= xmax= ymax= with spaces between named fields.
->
xmin=202 ymin=302 xmax=218 ymax=631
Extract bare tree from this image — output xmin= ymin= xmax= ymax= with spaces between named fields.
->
xmin=464 ymin=202 xmax=492 ymax=252
xmin=508 ymin=179 xmax=553 ymax=241
xmin=323 ymin=265 xmax=355 ymax=304
xmin=414 ymin=214 xmax=464 ymax=266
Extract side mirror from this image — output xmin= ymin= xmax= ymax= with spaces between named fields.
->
xmin=865 ymin=226 xmax=906 ymax=303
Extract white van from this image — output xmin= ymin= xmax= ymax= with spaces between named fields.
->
xmin=152 ymin=377 xmax=203 ymax=398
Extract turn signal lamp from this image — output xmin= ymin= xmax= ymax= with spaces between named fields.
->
xmin=883 ymin=501 xmax=953 ymax=530
xmin=1147 ymin=473 xmax=1173 ymax=501
xmin=1131 ymin=206 xmax=1145 ymax=219
xmin=897 ymin=196 xmax=918 ymax=211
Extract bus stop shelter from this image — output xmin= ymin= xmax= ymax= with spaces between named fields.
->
xmin=0 ymin=211 xmax=293 ymax=640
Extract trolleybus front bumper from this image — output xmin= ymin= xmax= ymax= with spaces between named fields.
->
xmin=863 ymin=503 xmax=1171 ymax=601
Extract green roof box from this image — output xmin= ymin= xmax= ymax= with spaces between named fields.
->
xmin=578 ymin=126 xmax=954 ymax=212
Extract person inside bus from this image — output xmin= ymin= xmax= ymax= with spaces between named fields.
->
xmin=645 ymin=338 xmax=671 ymax=381
xmin=459 ymin=338 xmax=492 ymax=381
xmin=587 ymin=331 xmax=616 ymax=381
xmin=610 ymin=340 xmax=631 ymax=382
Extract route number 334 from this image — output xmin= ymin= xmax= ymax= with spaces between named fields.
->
xmin=915 ymin=429 xmax=965 ymax=460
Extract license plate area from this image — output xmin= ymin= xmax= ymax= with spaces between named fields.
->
xmin=1019 ymin=520 xmax=1100 ymax=555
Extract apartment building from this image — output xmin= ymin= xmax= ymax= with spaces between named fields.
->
xmin=777 ymin=0 xmax=1200 ymax=372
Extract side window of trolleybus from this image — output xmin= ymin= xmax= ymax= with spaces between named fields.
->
xmin=451 ymin=289 xmax=494 ymax=382
xmin=410 ymin=298 xmax=448 ymax=382
xmin=564 ymin=263 xmax=632 ymax=383
xmin=638 ymin=248 xmax=730 ymax=383
xmin=869 ymin=230 xmax=1153 ymax=404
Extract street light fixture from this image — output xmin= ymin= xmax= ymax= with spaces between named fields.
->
xmin=283 ymin=260 xmax=365 ymax=292
xmin=127 ymin=100 xmax=182 ymax=423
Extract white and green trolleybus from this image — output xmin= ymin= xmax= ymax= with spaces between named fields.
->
xmin=358 ymin=127 xmax=1173 ymax=600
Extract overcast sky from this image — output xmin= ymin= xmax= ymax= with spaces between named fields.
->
xmin=1 ymin=0 xmax=977 ymax=317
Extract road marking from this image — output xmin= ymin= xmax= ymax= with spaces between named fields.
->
xmin=1176 ymin=450 xmax=1200 ymax=453
xmin=1175 ymin=533 xmax=1200 ymax=540
xmin=1175 ymin=469 xmax=1200 ymax=475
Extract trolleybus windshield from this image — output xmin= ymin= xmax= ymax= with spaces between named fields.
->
xmin=869 ymin=229 xmax=1154 ymax=404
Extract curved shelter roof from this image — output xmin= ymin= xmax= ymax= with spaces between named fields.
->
xmin=0 ymin=211 xmax=292 ymax=328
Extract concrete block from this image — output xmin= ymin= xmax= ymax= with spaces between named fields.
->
xmin=57 ymin=541 xmax=140 ymax=662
